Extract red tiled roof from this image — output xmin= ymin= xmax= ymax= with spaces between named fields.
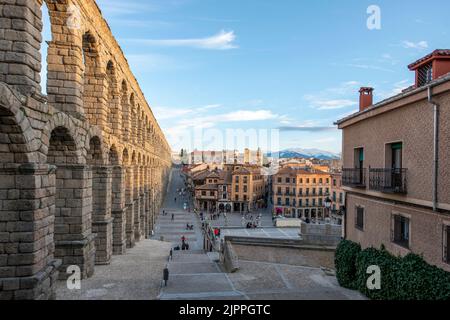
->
xmin=408 ymin=49 xmax=450 ymax=70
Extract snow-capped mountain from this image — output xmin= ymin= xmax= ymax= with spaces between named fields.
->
xmin=266 ymin=148 xmax=341 ymax=160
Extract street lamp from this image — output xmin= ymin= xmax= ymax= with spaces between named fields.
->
xmin=324 ymin=197 xmax=332 ymax=221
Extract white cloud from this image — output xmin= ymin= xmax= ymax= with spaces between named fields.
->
xmin=312 ymin=99 xmax=358 ymax=110
xmin=402 ymin=40 xmax=428 ymax=50
xmin=125 ymin=30 xmax=238 ymax=50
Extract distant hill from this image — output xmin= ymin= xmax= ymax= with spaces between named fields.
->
xmin=266 ymin=148 xmax=341 ymax=160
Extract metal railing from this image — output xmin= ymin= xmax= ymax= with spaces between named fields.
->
xmin=342 ymin=168 xmax=367 ymax=188
xmin=369 ymin=168 xmax=407 ymax=194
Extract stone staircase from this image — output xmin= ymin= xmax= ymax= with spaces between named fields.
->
xmin=158 ymin=249 xmax=246 ymax=300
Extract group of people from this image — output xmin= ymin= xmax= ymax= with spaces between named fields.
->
xmin=241 ymin=213 xmax=262 ymax=229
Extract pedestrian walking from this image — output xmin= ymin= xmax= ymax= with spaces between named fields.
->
xmin=171 ymin=213 xmax=174 ymax=221
xmin=163 ymin=267 xmax=169 ymax=287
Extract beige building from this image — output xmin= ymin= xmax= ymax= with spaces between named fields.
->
xmin=336 ymin=50 xmax=450 ymax=272
xmin=330 ymin=172 xmax=345 ymax=224
xmin=191 ymin=164 xmax=266 ymax=213
xmin=273 ymin=167 xmax=331 ymax=221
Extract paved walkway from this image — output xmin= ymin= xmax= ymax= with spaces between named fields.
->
xmin=156 ymin=168 xmax=365 ymax=300
xmin=55 ymin=239 xmax=171 ymax=300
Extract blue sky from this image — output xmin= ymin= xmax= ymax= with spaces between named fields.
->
xmin=42 ymin=0 xmax=450 ymax=153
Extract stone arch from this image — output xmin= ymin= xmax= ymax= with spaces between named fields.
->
xmin=110 ymin=144 xmax=126 ymax=254
xmin=82 ymin=31 xmax=104 ymax=125
xmin=121 ymin=81 xmax=130 ymax=142
xmin=87 ymin=136 xmax=103 ymax=166
xmin=106 ymin=60 xmax=120 ymax=137
xmin=42 ymin=113 xmax=84 ymax=164
xmin=47 ymin=123 xmax=95 ymax=279
xmin=88 ymin=134 xmax=113 ymax=265
xmin=0 ymin=84 xmax=35 ymax=163
xmin=43 ymin=0 xmax=85 ymax=117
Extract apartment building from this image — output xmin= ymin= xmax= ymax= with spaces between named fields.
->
xmin=330 ymin=172 xmax=345 ymax=224
xmin=231 ymin=165 xmax=266 ymax=212
xmin=273 ymin=166 xmax=332 ymax=221
xmin=336 ymin=49 xmax=450 ymax=271
xmin=191 ymin=164 xmax=267 ymax=213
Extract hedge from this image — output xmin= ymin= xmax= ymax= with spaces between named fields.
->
xmin=335 ymin=240 xmax=450 ymax=300
xmin=335 ymin=240 xmax=361 ymax=289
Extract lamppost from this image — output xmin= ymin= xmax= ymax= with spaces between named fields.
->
xmin=324 ymin=196 xmax=332 ymax=223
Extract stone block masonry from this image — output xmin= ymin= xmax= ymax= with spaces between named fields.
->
xmin=0 ymin=0 xmax=172 ymax=300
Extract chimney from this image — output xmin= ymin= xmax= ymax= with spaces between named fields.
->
xmin=359 ymin=87 xmax=374 ymax=112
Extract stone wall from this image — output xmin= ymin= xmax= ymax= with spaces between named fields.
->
xmin=0 ymin=0 xmax=172 ymax=300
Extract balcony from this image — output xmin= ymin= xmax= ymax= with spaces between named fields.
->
xmin=369 ymin=168 xmax=408 ymax=194
xmin=342 ymin=168 xmax=366 ymax=188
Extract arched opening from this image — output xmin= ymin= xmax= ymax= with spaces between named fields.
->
xmin=0 ymin=107 xmax=30 ymax=163
xmin=82 ymin=32 xmax=102 ymax=124
xmin=40 ymin=2 xmax=52 ymax=95
xmin=48 ymin=126 xmax=95 ymax=279
xmin=124 ymin=149 xmax=135 ymax=247
xmin=106 ymin=61 xmax=119 ymax=136
xmin=87 ymin=136 xmax=112 ymax=265
xmin=110 ymin=146 xmax=126 ymax=254
xmin=121 ymin=81 xmax=130 ymax=142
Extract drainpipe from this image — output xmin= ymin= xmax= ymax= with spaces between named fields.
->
xmin=428 ymin=86 xmax=440 ymax=212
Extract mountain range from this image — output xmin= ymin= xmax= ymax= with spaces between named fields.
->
xmin=266 ymin=148 xmax=341 ymax=160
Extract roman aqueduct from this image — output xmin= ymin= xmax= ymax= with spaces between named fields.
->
xmin=0 ymin=0 xmax=172 ymax=299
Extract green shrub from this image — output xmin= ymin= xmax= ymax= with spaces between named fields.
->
xmin=395 ymin=254 xmax=450 ymax=300
xmin=335 ymin=243 xmax=450 ymax=300
xmin=335 ymin=240 xmax=361 ymax=289
xmin=355 ymin=247 xmax=400 ymax=300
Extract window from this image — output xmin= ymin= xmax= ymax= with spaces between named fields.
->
xmin=305 ymin=199 xmax=309 ymax=207
xmin=300 ymin=178 xmax=303 ymax=184
xmin=202 ymin=191 xmax=206 ymax=196
xmin=299 ymin=199 xmax=303 ymax=207
xmin=318 ymin=198 xmax=322 ymax=206
xmin=277 ymin=187 xmax=282 ymax=195
xmin=312 ymin=199 xmax=316 ymax=207
xmin=277 ymin=198 xmax=282 ymax=206
xmin=333 ymin=192 xmax=337 ymax=202
xmin=333 ymin=179 xmax=337 ymax=187
xmin=393 ymin=215 xmax=410 ymax=248
xmin=319 ymin=178 xmax=323 ymax=184
xmin=444 ymin=226 xmax=450 ymax=263
xmin=355 ymin=148 xmax=364 ymax=169
xmin=313 ymin=178 xmax=317 ymax=184
xmin=418 ymin=62 xmax=433 ymax=87
xmin=286 ymin=177 xmax=290 ymax=183
xmin=223 ymin=193 xmax=227 ymax=200
xmin=235 ymin=186 xmax=239 ymax=193
xmin=235 ymin=176 xmax=239 ymax=183
xmin=356 ymin=206 xmax=364 ymax=230
xmin=243 ymin=195 xmax=247 ymax=201
xmin=299 ymin=188 xmax=303 ymax=196
xmin=293 ymin=178 xmax=296 ymax=184
xmin=235 ymin=195 xmax=239 ymax=201
xmin=306 ymin=178 xmax=310 ymax=184
xmin=285 ymin=187 xmax=290 ymax=195
xmin=223 ymin=186 xmax=227 ymax=192
xmin=243 ymin=186 xmax=248 ymax=193
xmin=285 ymin=198 xmax=290 ymax=206
xmin=243 ymin=176 xmax=248 ymax=184
xmin=339 ymin=193 xmax=343 ymax=204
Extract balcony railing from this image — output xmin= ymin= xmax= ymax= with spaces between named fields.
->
xmin=369 ymin=168 xmax=407 ymax=194
xmin=342 ymin=168 xmax=367 ymax=188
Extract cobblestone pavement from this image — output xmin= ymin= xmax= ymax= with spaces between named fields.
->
xmin=55 ymin=239 xmax=172 ymax=300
